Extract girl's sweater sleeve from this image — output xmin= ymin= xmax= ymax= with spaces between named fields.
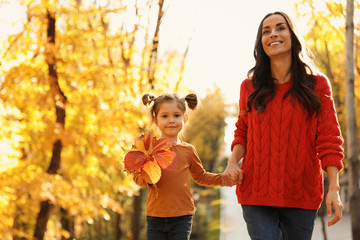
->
xmin=231 ymin=79 xmax=249 ymax=151
xmin=315 ymin=75 xmax=344 ymax=171
xmin=133 ymin=172 xmax=149 ymax=188
xmin=188 ymin=145 xmax=226 ymax=186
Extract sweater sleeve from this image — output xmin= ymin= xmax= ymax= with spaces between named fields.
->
xmin=188 ymin=145 xmax=226 ymax=186
xmin=315 ymin=75 xmax=344 ymax=171
xmin=231 ymin=79 xmax=249 ymax=151
xmin=133 ymin=172 xmax=150 ymax=188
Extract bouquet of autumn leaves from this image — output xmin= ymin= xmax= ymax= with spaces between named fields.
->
xmin=123 ymin=132 xmax=177 ymax=185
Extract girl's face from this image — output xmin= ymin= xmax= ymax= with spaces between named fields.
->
xmin=261 ymin=14 xmax=292 ymax=59
xmin=154 ymin=101 xmax=188 ymax=142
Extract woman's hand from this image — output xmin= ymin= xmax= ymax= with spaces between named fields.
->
xmin=326 ymin=189 xmax=343 ymax=226
xmin=326 ymin=166 xmax=343 ymax=226
xmin=222 ymin=162 xmax=243 ymax=186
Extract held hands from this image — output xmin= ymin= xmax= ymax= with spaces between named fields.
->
xmin=221 ymin=162 xmax=243 ymax=187
xmin=326 ymin=188 xmax=343 ymax=227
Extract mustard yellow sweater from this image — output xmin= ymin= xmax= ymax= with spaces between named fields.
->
xmin=134 ymin=142 xmax=225 ymax=217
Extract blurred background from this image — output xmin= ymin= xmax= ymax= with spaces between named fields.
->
xmin=0 ymin=0 xmax=359 ymax=239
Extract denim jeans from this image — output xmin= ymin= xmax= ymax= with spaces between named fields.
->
xmin=242 ymin=205 xmax=317 ymax=240
xmin=146 ymin=215 xmax=193 ymax=240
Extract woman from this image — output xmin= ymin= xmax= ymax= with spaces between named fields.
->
xmin=224 ymin=12 xmax=344 ymax=240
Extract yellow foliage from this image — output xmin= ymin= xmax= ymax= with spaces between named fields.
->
xmin=295 ymin=0 xmax=360 ymax=168
xmin=0 ymin=0 xmax=196 ymax=238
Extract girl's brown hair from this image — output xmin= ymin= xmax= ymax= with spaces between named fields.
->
xmin=142 ymin=93 xmax=198 ymax=118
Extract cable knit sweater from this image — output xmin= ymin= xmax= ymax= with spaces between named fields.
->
xmin=231 ymin=74 xmax=344 ymax=210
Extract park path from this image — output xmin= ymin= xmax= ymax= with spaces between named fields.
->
xmin=219 ymin=186 xmax=352 ymax=240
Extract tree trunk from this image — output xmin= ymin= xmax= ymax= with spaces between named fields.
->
xmin=114 ymin=213 xmax=122 ymax=240
xmin=319 ymin=177 xmax=328 ymax=240
xmin=60 ymin=208 xmax=74 ymax=240
xmin=148 ymin=0 xmax=164 ymax=88
xmin=130 ymin=188 xmax=144 ymax=240
xmin=13 ymin=149 xmax=30 ymax=240
xmin=13 ymin=202 xmax=28 ymax=240
xmin=345 ymin=0 xmax=360 ymax=239
xmin=34 ymin=8 xmax=67 ymax=240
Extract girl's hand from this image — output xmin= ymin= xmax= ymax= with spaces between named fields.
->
xmin=223 ymin=163 xmax=243 ymax=186
xmin=221 ymin=173 xmax=237 ymax=186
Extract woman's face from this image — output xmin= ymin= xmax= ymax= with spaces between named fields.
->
xmin=261 ymin=14 xmax=292 ymax=59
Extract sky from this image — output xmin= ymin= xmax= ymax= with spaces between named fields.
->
xmin=0 ymin=0 xmax=307 ymax=104
xmin=159 ymin=0 xmax=307 ymax=104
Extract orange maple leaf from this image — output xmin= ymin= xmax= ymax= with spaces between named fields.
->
xmin=124 ymin=132 xmax=177 ymax=184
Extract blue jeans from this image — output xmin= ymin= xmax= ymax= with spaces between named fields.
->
xmin=146 ymin=215 xmax=193 ymax=240
xmin=242 ymin=205 xmax=317 ymax=240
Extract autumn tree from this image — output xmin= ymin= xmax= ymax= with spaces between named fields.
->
xmin=0 ymin=0 xmax=187 ymax=239
xmin=345 ymin=0 xmax=360 ymax=239
xmin=295 ymin=0 xmax=360 ymax=238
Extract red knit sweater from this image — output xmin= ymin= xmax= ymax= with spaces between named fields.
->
xmin=231 ymin=74 xmax=344 ymax=210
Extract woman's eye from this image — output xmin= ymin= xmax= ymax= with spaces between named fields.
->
xmin=263 ymin=30 xmax=270 ymax=35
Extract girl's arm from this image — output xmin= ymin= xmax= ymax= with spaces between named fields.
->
xmin=133 ymin=172 xmax=150 ymax=187
xmin=325 ymin=166 xmax=343 ymax=227
xmin=189 ymin=145 xmax=234 ymax=187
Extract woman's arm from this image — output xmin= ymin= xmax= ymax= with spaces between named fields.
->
xmin=223 ymin=144 xmax=245 ymax=184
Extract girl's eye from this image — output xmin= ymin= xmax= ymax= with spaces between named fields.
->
xmin=263 ymin=30 xmax=270 ymax=35
xmin=175 ymin=114 xmax=181 ymax=118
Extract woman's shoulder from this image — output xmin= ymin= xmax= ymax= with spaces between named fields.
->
xmin=241 ymin=77 xmax=252 ymax=86
xmin=313 ymin=73 xmax=332 ymax=91
xmin=240 ymin=78 xmax=253 ymax=92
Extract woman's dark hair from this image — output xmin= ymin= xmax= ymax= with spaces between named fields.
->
xmin=247 ymin=11 xmax=321 ymax=119
xmin=142 ymin=93 xmax=198 ymax=118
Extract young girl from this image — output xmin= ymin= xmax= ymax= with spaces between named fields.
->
xmin=133 ymin=92 xmax=237 ymax=240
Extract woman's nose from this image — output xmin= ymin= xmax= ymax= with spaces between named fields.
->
xmin=270 ymin=29 xmax=278 ymax=38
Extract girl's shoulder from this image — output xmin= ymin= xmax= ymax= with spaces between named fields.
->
xmin=176 ymin=142 xmax=198 ymax=152
xmin=176 ymin=141 xmax=195 ymax=149
xmin=173 ymin=142 xmax=198 ymax=157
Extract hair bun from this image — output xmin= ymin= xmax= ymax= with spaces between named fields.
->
xmin=185 ymin=93 xmax=198 ymax=110
xmin=142 ymin=93 xmax=155 ymax=106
